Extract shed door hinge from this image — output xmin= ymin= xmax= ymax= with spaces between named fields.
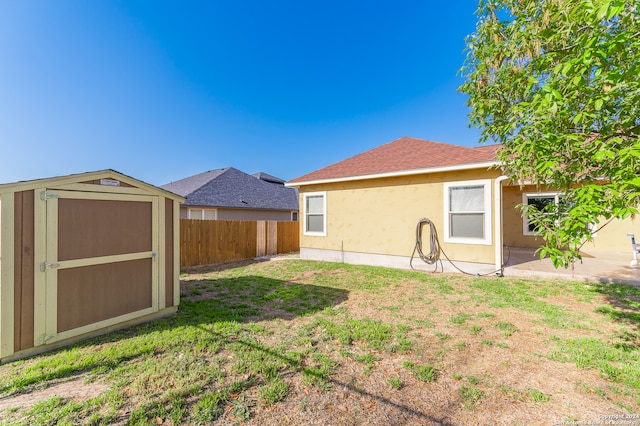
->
xmin=40 ymin=262 xmax=60 ymax=272
xmin=40 ymin=190 xmax=60 ymax=201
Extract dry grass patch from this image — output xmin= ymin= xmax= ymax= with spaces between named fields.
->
xmin=0 ymin=259 xmax=638 ymax=425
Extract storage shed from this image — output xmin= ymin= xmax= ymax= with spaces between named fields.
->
xmin=0 ymin=170 xmax=184 ymax=363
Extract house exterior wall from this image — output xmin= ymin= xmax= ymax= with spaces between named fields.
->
xmin=502 ymin=184 xmax=637 ymax=253
xmin=217 ymin=208 xmax=295 ymax=221
xmin=582 ymin=216 xmax=638 ymax=253
xmin=502 ymin=184 xmax=544 ymax=249
xmin=180 ymin=206 xmax=296 ymax=221
xmin=298 ymin=168 xmax=503 ymax=270
xmin=297 ymin=167 xmax=638 ymax=273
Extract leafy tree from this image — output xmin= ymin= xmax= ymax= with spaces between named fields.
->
xmin=459 ymin=0 xmax=640 ymax=268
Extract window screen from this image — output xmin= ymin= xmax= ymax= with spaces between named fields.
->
xmin=449 ymin=185 xmax=485 ymax=239
xmin=305 ymin=193 xmax=325 ymax=234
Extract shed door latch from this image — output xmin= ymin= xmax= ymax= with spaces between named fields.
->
xmin=40 ymin=190 xmax=60 ymax=201
xmin=40 ymin=262 xmax=60 ymax=272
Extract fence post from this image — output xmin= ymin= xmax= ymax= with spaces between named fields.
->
xmin=256 ymin=220 xmax=266 ymax=257
xmin=267 ymin=221 xmax=278 ymax=256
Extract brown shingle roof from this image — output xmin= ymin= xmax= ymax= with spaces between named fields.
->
xmin=288 ymin=137 xmax=499 ymax=184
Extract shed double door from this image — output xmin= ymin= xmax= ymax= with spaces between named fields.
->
xmin=35 ymin=189 xmax=159 ymax=346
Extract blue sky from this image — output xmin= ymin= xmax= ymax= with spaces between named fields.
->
xmin=0 ymin=1 xmax=481 ymax=186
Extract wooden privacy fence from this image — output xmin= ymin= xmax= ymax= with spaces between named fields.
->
xmin=180 ymin=219 xmax=300 ymax=267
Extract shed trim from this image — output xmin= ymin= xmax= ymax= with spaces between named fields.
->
xmin=33 ymin=188 xmax=47 ymax=347
xmin=158 ymin=199 xmax=166 ymax=310
xmin=43 ymin=192 xmax=58 ymax=343
xmin=53 ymin=306 xmax=159 ymax=345
xmin=173 ymin=201 xmax=180 ymax=306
xmin=1 ymin=306 xmax=177 ymax=364
xmin=0 ymin=193 xmax=15 ymax=358
xmin=52 ymin=183 xmax=163 ymax=197
xmin=50 ymin=251 xmax=157 ymax=270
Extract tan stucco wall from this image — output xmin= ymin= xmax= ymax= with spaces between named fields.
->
xmin=502 ymin=184 xmax=638 ymax=253
xmin=583 ymin=215 xmax=638 ymax=252
xmin=502 ymin=184 xmax=543 ymax=249
xmin=299 ymin=168 xmax=503 ymax=265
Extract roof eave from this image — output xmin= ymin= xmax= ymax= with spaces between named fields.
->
xmin=285 ymin=161 xmax=500 ymax=187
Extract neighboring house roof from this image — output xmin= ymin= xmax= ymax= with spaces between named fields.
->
xmin=161 ymin=167 xmax=298 ymax=210
xmin=287 ymin=136 xmax=500 ymax=185
xmin=252 ymin=172 xmax=286 ymax=185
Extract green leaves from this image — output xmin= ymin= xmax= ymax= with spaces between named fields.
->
xmin=460 ymin=0 xmax=640 ymax=268
xmin=594 ymin=98 xmax=604 ymax=111
xmin=606 ymin=1 xmax=625 ymax=20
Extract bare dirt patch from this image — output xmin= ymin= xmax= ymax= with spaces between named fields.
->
xmin=0 ymin=377 xmax=109 ymax=412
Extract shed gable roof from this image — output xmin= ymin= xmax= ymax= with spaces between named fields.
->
xmin=287 ymin=137 xmax=499 ymax=185
xmin=161 ymin=167 xmax=298 ymax=210
xmin=0 ymin=169 xmax=185 ymax=201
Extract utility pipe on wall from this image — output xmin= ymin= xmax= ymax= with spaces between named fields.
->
xmin=494 ymin=176 xmax=509 ymax=274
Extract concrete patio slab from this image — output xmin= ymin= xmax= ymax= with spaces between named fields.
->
xmin=503 ymin=246 xmax=640 ymax=286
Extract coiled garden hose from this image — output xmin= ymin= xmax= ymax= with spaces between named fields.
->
xmin=410 ymin=217 xmax=507 ymax=277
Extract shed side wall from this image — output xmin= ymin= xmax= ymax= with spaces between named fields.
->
xmin=14 ymin=190 xmax=34 ymax=352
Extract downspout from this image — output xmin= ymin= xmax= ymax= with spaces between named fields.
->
xmin=494 ymin=176 xmax=509 ymax=275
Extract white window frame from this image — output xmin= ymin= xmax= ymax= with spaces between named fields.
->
xmin=303 ymin=191 xmax=326 ymax=236
xmin=522 ymin=192 xmax=597 ymax=237
xmin=188 ymin=208 xmax=217 ymax=220
xmin=443 ymin=180 xmax=492 ymax=245
xmin=522 ymin=192 xmax=559 ymax=236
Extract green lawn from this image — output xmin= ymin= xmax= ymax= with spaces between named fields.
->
xmin=1 ymin=259 xmax=639 ymax=425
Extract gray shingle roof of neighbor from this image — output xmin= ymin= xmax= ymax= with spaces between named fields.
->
xmin=252 ymin=171 xmax=285 ymax=185
xmin=161 ymin=167 xmax=299 ymax=210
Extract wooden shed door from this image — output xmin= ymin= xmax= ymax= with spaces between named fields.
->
xmin=38 ymin=190 xmax=159 ymax=345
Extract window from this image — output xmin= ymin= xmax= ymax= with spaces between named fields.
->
xmin=188 ymin=208 xmax=216 ymax=220
xmin=188 ymin=209 xmax=202 ymax=219
xmin=291 ymin=211 xmax=298 ymax=221
xmin=304 ymin=192 xmax=326 ymax=236
xmin=443 ymin=180 xmax=491 ymax=245
xmin=522 ymin=192 xmax=597 ymax=237
xmin=522 ymin=193 xmax=559 ymax=235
